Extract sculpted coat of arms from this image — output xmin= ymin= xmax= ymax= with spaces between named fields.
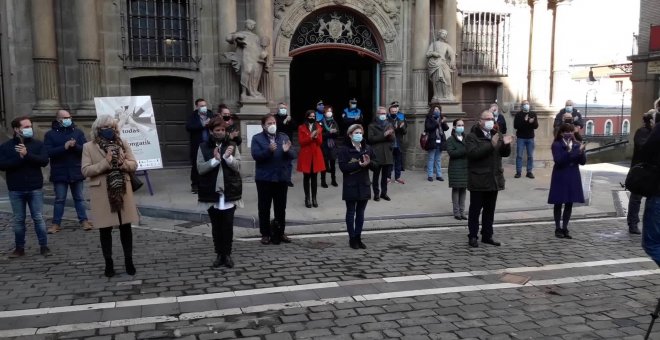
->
xmin=317 ymin=14 xmax=354 ymax=41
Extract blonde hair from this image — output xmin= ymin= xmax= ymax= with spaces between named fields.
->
xmin=91 ymin=115 xmax=118 ymax=140
xmin=347 ymin=124 xmax=364 ymax=136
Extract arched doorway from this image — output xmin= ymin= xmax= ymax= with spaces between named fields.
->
xmin=131 ymin=76 xmax=192 ymax=166
xmin=290 ymin=50 xmax=378 ymax=124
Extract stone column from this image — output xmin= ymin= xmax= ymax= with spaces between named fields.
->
xmin=31 ymin=0 xmax=61 ymax=111
xmin=528 ymin=0 xmax=551 ymax=107
xmin=75 ymin=0 xmax=101 ymax=110
xmin=255 ymin=0 xmax=274 ymax=107
xmin=218 ymin=0 xmax=239 ymax=109
xmin=412 ymin=0 xmax=430 ymax=111
xmin=442 ymin=0 xmax=457 ymax=50
xmin=550 ymin=0 xmax=572 ymax=107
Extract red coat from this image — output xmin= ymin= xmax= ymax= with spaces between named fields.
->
xmin=297 ymin=123 xmax=326 ymax=174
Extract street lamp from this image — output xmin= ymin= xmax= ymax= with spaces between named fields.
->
xmin=584 ymin=88 xmax=597 ymax=119
xmin=621 ymin=88 xmax=632 ymax=137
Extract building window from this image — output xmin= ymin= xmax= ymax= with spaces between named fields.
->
xmin=615 ymin=80 xmax=623 ymax=92
xmin=605 ymin=121 xmax=613 ymax=135
xmin=586 ymin=120 xmax=594 ymax=135
xmin=622 ymin=120 xmax=630 ymax=134
xmin=121 ymin=0 xmax=200 ymax=69
xmin=461 ymin=12 xmax=510 ymax=76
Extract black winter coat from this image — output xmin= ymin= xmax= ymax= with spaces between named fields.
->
xmin=44 ymin=121 xmax=87 ymax=182
xmin=641 ymin=125 xmax=660 ymax=196
xmin=338 ymin=143 xmax=377 ymax=201
xmin=513 ymin=110 xmax=539 ymax=139
xmin=0 ymin=136 xmax=49 ymax=191
xmin=197 ymin=140 xmax=242 ymax=203
xmin=465 ymin=126 xmax=511 ymax=192
xmin=424 ymin=115 xmax=450 ymax=150
xmin=631 ymin=125 xmax=653 ymax=167
xmin=185 ymin=110 xmax=216 ymax=159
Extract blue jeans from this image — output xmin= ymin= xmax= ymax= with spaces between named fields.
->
xmin=346 ymin=200 xmax=368 ymax=238
xmin=391 ymin=147 xmax=403 ymax=179
xmin=643 ymin=196 xmax=660 ymax=266
xmin=516 ymin=138 xmax=535 ymax=174
xmin=52 ymin=181 xmax=88 ymax=225
xmin=427 ymin=146 xmax=442 ymax=177
xmin=8 ymin=190 xmax=48 ymax=248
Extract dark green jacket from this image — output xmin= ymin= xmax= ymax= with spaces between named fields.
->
xmin=446 ymin=135 xmax=468 ymax=188
xmin=367 ymin=120 xmax=394 ymax=166
xmin=465 ymin=126 xmax=511 ymax=192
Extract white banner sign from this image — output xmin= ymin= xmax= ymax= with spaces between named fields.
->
xmin=94 ymin=96 xmax=163 ymax=170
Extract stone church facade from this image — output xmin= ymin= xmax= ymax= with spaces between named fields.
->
xmin=0 ymin=0 xmax=577 ymax=173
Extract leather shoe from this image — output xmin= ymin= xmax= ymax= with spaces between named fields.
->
xmin=468 ymin=237 xmax=479 ymax=248
xmin=526 ymin=172 xmax=535 ymax=179
xmin=349 ymin=238 xmax=359 ymax=249
xmin=373 ymin=196 xmax=380 ymax=201
xmin=629 ymin=226 xmax=641 ymax=234
xmin=454 ymin=216 xmax=461 ymax=220
xmin=514 ymin=173 xmax=521 ymax=178
xmin=460 ymin=215 xmax=468 ymax=220
xmin=305 ymin=198 xmax=312 ymax=208
xmin=260 ymin=236 xmax=270 ymax=245
xmin=224 ymin=255 xmax=234 ymax=268
xmin=555 ymin=229 xmax=565 ymax=238
xmin=312 ymin=198 xmax=318 ymax=208
xmin=436 ymin=176 xmax=444 ymax=181
xmin=380 ymin=194 xmax=391 ymax=201
xmin=427 ymin=177 xmax=433 ymax=182
xmin=321 ymin=182 xmax=329 ymax=188
xmin=281 ymin=234 xmax=292 ymax=243
xmin=212 ymin=255 xmax=225 ymax=268
xmin=357 ymin=237 xmax=366 ymax=249
xmin=562 ymin=230 xmax=572 ymax=239
xmin=481 ymin=238 xmax=501 ymax=246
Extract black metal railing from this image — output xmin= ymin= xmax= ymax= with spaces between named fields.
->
xmin=460 ymin=12 xmax=510 ymax=76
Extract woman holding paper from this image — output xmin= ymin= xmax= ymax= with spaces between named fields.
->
xmin=197 ymin=117 xmax=243 ymax=268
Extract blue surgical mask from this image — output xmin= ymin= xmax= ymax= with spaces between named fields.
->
xmin=456 ymin=126 xmax=464 ymax=134
xmin=350 ymin=104 xmax=356 ymax=109
xmin=21 ymin=128 xmax=33 ymax=138
xmin=317 ymin=105 xmax=324 ymax=112
xmin=522 ymin=104 xmax=530 ymax=112
xmin=278 ymin=108 xmax=287 ymax=116
xmin=484 ymin=121 xmax=495 ymax=131
xmin=99 ymin=128 xmax=115 ymax=140
xmin=61 ymin=118 xmax=72 ymax=127
xmin=199 ymin=106 xmax=208 ymax=114
xmin=565 ymin=106 xmax=573 ymax=113
xmin=352 ymin=133 xmax=363 ymax=143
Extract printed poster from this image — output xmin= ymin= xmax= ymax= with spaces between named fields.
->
xmin=93 ymin=96 xmax=163 ymax=170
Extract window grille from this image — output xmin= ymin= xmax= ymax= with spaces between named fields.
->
xmin=461 ymin=12 xmax=510 ymax=76
xmin=120 ymin=0 xmax=200 ymax=69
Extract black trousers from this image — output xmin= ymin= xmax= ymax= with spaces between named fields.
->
xmin=256 ymin=181 xmax=288 ymax=237
xmin=303 ymin=173 xmax=318 ymax=199
xmin=190 ymin=158 xmax=199 ymax=189
xmin=208 ymin=206 xmax=235 ymax=255
xmin=321 ymin=158 xmax=336 ymax=183
xmin=99 ymin=224 xmax=133 ymax=259
xmin=372 ymin=164 xmax=392 ymax=197
xmin=467 ymin=191 xmax=499 ymax=239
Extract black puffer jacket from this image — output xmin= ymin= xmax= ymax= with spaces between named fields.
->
xmin=465 ymin=125 xmax=511 ymax=192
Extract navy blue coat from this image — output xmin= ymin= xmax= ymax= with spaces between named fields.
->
xmin=548 ymin=140 xmax=586 ymax=204
xmin=44 ymin=121 xmax=87 ymax=182
xmin=338 ymin=143 xmax=377 ymax=201
xmin=251 ymin=131 xmax=297 ymax=183
xmin=185 ymin=110 xmax=216 ymax=161
xmin=0 ymin=136 xmax=49 ymax=191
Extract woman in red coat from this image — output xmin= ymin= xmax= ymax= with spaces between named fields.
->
xmin=297 ymin=110 xmax=326 ymax=208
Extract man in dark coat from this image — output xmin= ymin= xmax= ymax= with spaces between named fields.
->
xmin=368 ymin=106 xmax=395 ymax=201
xmin=553 ymin=99 xmax=584 ymax=130
xmin=186 ymin=98 xmax=215 ymax=193
xmin=44 ymin=110 xmax=91 ymax=233
xmin=0 ymin=116 xmax=51 ymax=257
xmin=218 ymin=104 xmax=242 ymax=146
xmin=513 ymin=99 xmax=539 ymax=179
xmin=490 ymin=103 xmax=507 ymax=134
xmin=640 ymin=107 xmax=660 ymax=265
xmin=387 ymin=101 xmax=408 ymax=184
xmin=627 ymin=109 xmax=655 ymax=235
xmin=465 ymin=109 xmax=512 ymax=248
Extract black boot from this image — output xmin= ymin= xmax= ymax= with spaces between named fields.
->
xmin=356 ymin=236 xmax=366 ymax=249
xmin=224 ymin=255 xmax=234 ymax=268
xmin=331 ymin=174 xmax=338 ymax=187
xmin=104 ymin=258 xmax=115 ymax=278
xmin=312 ymin=196 xmax=318 ymax=208
xmin=349 ymin=237 xmax=359 ymax=249
xmin=119 ymin=224 xmax=136 ymax=275
xmin=555 ymin=229 xmax=565 ymax=238
xmin=562 ymin=228 xmax=572 ymax=239
xmin=125 ymin=258 xmax=136 ymax=275
xmin=305 ymin=196 xmax=312 ymax=208
xmin=629 ymin=226 xmax=641 ymax=234
xmin=213 ymin=254 xmax=225 ymax=268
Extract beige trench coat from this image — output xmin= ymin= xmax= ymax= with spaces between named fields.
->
xmin=81 ymin=139 xmax=139 ymax=229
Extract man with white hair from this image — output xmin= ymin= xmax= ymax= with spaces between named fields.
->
xmin=553 ymin=99 xmax=584 ymax=130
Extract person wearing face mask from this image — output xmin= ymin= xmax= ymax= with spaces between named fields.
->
xmin=465 ymin=109 xmax=512 ymax=248
xmin=81 ymin=115 xmax=139 ymax=277
xmin=387 ymin=101 xmax=408 ymax=184
xmin=489 ymin=103 xmax=507 ymax=134
xmin=368 ymin=106 xmax=395 ymax=201
xmin=553 ymin=99 xmax=583 ymax=131
xmin=547 ymin=124 xmax=587 ymax=240
xmin=251 ymin=114 xmax=296 ymax=245
xmin=342 ymin=98 xmax=362 ymax=134
xmin=297 ymin=110 xmax=326 ymax=208
xmin=274 ymin=102 xmax=295 ymax=187
xmin=424 ymin=104 xmax=450 ymax=182
xmin=315 ymin=100 xmax=325 ymax=122
xmin=186 ymin=98 xmax=216 ymax=194
xmin=446 ymin=119 xmax=468 ymax=220
xmin=218 ymin=104 xmax=242 ymax=146
xmin=626 ymin=109 xmax=656 ymax=235
xmin=321 ymin=106 xmax=339 ymax=188
xmin=338 ymin=124 xmax=377 ymax=249
xmin=44 ymin=110 xmax=91 ymax=234
xmin=0 ymin=116 xmax=51 ymax=258
xmin=513 ymin=100 xmax=539 ymax=179
xmin=197 ymin=117 xmax=242 ymax=268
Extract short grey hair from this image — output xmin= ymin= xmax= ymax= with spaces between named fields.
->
xmin=91 ymin=115 xmax=118 ymax=140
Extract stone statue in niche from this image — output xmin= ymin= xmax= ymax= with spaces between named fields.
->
xmin=225 ymin=19 xmax=270 ymax=101
xmin=426 ymin=29 xmax=456 ymax=102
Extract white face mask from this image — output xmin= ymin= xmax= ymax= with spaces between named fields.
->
xmin=350 ymin=104 xmax=356 ymax=109
xmin=199 ymin=106 xmax=208 ymax=114
xmin=267 ymin=124 xmax=277 ymax=135
xmin=378 ymin=114 xmax=387 ymax=121
xmin=278 ymin=108 xmax=287 ymax=116
xmin=484 ymin=120 xmax=495 ymax=131
xmin=325 ymin=112 xmax=333 ymax=118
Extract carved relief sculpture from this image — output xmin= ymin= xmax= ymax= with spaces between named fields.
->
xmin=225 ymin=19 xmax=270 ymax=101
xmin=426 ymin=29 xmax=456 ymax=102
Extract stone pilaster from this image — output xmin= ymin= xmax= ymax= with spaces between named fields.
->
xmin=218 ymin=0 xmax=238 ymax=109
xmin=442 ymin=0 xmax=458 ymax=50
xmin=412 ymin=0 xmax=430 ymax=112
xmin=528 ymin=0 xmax=551 ymax=107
xmin=550 ymin=0 xmax=572 ymax=107
xmin=75 ymin=0 xmax=101 ymax=110
xmin=272 ymin=57 xmax=293 ymax=106
xmin=255 ymin=0 xmax=274 ymax=107
xmin=31 ymin=0 xmax=61 ymax=111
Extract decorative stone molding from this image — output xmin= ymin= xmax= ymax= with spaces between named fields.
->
xmin=33 ymin=58 xmax=60 ymax=109
xmin=333 ymin=0 xmax=347 ymax=4
xmin=78 ymin=59 xmax=101 ymax=108
xmin=375 ymin=0 xmax=401 ymax=29
xmin=303 ymin=0 xmax=316 ymax=12
xmin=281 ymin=21 xmax=295 ymax=38
xmin=383 ymin=29 xmax=397 ymax=43
xmin=274 ymin=0 xmax=295 ymax=19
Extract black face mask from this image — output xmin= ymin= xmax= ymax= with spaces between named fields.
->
xmin=307 ymin=118 xmax=316 ymax=124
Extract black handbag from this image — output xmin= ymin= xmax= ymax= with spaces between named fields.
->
xmin=625 ymin=162 xmax=660 ymax=197
xmin=129 ymin=172 xmax=144 ymax=192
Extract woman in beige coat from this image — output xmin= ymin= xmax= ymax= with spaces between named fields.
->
xmin=81 ymin=115 xmax=139 ymax=277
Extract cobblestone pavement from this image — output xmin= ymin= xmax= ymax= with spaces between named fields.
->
xmin=2 ymin=212 xmax=660 ymax=339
